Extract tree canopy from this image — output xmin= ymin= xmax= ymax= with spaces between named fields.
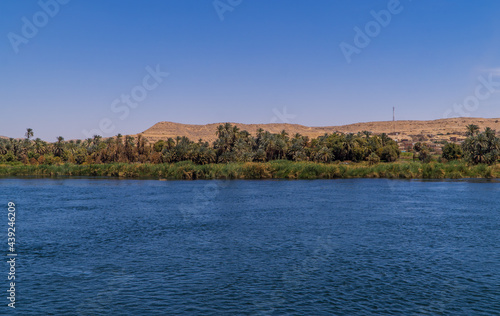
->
xmin=0 ymin=124 xmax=400 ymax=165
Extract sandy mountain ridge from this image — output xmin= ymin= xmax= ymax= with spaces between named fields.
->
xmin=2 ymin=118 xmax=500 ymax=146
xmin=138 ymin=118 xmax=500 ymax=145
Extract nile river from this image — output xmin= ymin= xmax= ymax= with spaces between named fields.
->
xmin=1 ymin=179 xmax=499 ymax=315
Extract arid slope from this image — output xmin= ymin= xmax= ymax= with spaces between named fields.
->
xmin=139 ymin=118 xmax=500 ymax=144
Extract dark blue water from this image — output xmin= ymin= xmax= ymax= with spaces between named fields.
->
xmin=1 ymin=178 xmax=500 ymax=315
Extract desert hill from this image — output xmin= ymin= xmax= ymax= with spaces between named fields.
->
xmin=139 ymin=118 xmax=500 ymax=149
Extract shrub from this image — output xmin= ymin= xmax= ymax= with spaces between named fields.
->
xmin=367 ymin=152 xmax=380 ymax=165
xmin=442 ymin=142 xmax=462 ymax=161
xmin=379 ymin=146 xmax=399 ymax=162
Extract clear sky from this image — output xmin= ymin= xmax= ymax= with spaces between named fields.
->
xmin=1 ymin=0 xmax=500 ymax=140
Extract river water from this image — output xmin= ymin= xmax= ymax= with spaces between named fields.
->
xmin=1 ymin=178 xmax=499 ymax=315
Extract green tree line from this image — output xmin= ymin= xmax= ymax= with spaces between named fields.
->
xmin=1 ymin=123 xmax=498 ymax=166
xmin=410 ymin=124 xmax=499 ymax=165
xmin=0 ymin=123 xmax=400 ymax=165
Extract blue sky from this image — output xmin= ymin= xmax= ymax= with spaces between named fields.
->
xmin=1 ymin=0 xmax=500 ymax=140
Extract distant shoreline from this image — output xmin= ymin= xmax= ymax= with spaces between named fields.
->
xmin=0 ymin=161 xmax=498 ymax=180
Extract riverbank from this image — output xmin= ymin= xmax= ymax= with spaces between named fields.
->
xmin=0 ymin=160 xmax=499 ymax=179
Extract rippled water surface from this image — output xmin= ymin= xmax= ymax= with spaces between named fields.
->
xmin=1 ymin=178 xmax=500 ymax=315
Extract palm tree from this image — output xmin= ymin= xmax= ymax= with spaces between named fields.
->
xmin=466 ymin=124 xmax=480 ymax=137
xmin=275 ymin=138 xmax=287 ymax=159
xmin=0 ymin=140 xmax=7 ymax=155
xmin=256 ymin=128 xmax=264 ymax=138
xmin=166 ymin=138 xmax=175 ymax=150
xmin=83 ymin=138 xmax=93 ymax=152
xmin=315 ymin=147 xmax=333 ymax=162
xmin=124 ymin=136 xmax=135 ymax=161
xmin=67 ymin=140 xmax=76 ymax=155
xmin=25 ymin=128 xmax=34 ymax=140
xmin=342 ymin=134 xmax=357 ymax=160
xmin=136 ymin=134 xmax=147 ymax=155
xmin=462 ymin=128 xmax=497 ymax=164
xmin=93 ymin=135 xmax=102 ymax=146
xmin=231 ymin=125 xmax=240 ymax=143
xmin=484 ymin=127 xmax=495 ymax=140
xmin=54 ymin=136 xmax=65 ymax=157
xmin=380 ymin=133 xmax=390 ymax=146
xmin=216 ymin=125 xmax=226 ymax=139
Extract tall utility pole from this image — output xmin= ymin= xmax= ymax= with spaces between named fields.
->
xmin=392 ymin=107 xmax=396 ymax=136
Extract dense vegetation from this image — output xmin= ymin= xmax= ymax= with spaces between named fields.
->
xmin=0 ymin=124 xmax=400 ymax=165
xmin=1 ymin=124 xmax=499 ymax=179
xmin=0 ymin=160 xmax=498 ymax=179
xmin=461 ymin=125 xmax=500 ymax=164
